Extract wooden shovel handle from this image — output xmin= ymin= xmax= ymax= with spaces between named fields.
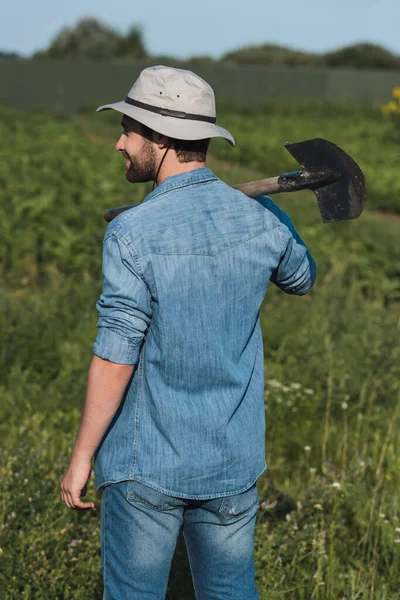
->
xmin=232 ymin=176 xmax=280 ymax=198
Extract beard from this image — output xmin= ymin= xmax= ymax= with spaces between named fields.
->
xmin=125 ymin=139 xmax=158 ymax=183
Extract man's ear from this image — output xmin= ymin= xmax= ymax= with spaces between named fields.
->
xmin=152 ymin=131 xmax=171 ymax=149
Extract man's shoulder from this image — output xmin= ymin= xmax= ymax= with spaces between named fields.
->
xmin=103 ymin=182 xmax=287 ymax=259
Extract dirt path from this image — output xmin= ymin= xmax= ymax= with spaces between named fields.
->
xmin=374 ymin=210 xmax=400 ymax=223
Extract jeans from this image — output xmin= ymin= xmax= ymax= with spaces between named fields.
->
xmin=100 ymin=480 xmax=260 ymax=600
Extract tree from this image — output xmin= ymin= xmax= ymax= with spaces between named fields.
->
xmin=115 ymin=26 xmax=147 ymax=59
xmin=0 ymin=50 xmax=20 ymax=59
xmin=324 ymin=43 xmax=400 ymax=70
xmin=221 ymin=42 xmax=400 ymax=71
xmin=222 ymin=44 xmax=321 ymax=67
xmin=34 ymin=17 xmax=147 ymax=61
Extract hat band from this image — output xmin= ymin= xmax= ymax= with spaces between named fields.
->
xmin=125 ymin=97 xmax=217 ymax=124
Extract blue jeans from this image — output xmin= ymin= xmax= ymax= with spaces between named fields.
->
xmin=101 ymin=480 xmax=260 ymax=599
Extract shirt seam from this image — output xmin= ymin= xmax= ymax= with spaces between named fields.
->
xmin=136 ymin=223 xmax=280 ymax=258
xmin=142 ymin=177 xmax=218 ymax=206
xmin=103 ymin=230 xmax=148 ymax=285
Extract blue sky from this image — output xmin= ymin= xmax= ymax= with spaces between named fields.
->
xmin=2 ymin=0 xmax=400 ymax=58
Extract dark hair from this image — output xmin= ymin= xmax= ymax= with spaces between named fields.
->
xmin=173 ymin=138 xmax=210 ymax=163
xmin=138 ymin=122 xmax=209 ymax=163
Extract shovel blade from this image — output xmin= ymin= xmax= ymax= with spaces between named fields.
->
xmin=284 ymin=138 xmax=367 ymax=223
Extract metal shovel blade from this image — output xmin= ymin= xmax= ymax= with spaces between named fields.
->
xmin=284 ymin=138 xmax=367 ymax=223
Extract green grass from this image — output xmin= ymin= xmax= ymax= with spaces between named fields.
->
xmin=1 ymin=104 xmax=400 ymax=599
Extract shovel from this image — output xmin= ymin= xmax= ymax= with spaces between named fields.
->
xmin=103 ymin=138 xmax=367 ymax=224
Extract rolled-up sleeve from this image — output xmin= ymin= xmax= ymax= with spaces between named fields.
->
xmin=256 ymin=195 xmax=317 ymax=295
xmin=92 ymin=232 xmax=152 ymax=364
xmin=272 ymin=222 xmax=316 ymax=295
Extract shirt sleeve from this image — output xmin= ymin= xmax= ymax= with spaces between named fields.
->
xmin=92 ymin=232 xmax=153 ymax=364
xmin=256 ymin=195 xmax=317 ymax=295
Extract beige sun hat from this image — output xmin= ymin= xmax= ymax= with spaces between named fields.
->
xmin=97 ymin=65 xmax=235 ymax=146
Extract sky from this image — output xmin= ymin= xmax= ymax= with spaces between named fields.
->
xmin=1 ymin=0 xmax=400 ymax=59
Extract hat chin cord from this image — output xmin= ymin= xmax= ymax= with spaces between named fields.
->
xmin=152 ymin=140 xmax=172 ymax=191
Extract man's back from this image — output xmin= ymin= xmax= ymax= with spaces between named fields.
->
xmin=61 ymin=66 xmax=317 ymax=600
xmin=93 ymin=167 xmax=316 ymax=498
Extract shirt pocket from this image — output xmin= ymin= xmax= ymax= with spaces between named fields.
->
xmin=218 ymin=484 xmax=259 ymax=517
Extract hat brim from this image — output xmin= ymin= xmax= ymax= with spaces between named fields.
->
xmin=96 ymin=100 xmax=235 ymax=147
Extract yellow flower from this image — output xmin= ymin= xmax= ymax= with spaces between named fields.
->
xmin=392 ymin=87 xmax=400 ymax=100
xmin=381 ymin=100 xmax=400 ymax=117
xmin=388 ymin=100 xmax=400 ymax=112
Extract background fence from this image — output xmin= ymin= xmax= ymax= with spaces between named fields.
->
xmin=1 ymin=59 xmax=399 ymax=112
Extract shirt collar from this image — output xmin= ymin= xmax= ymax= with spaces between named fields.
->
xmin=142 ymin=167 xmax=218 ymax=204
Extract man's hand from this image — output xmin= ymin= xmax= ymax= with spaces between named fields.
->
xmin=60 ymin=459 xmax=95 ymax=510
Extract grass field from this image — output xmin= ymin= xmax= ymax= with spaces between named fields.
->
xmin=1 ymin=102 xmax=400 ymax=599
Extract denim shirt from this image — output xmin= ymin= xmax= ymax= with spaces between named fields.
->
xmin=92 ymin=167 xmax=316 ymax=499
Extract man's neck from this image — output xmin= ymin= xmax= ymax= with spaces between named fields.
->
xmin=157 ymin=161 xmax=206 ymax=185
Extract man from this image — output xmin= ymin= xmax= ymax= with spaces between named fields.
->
xmin=60 ymin=65 xmax=316 ymax=599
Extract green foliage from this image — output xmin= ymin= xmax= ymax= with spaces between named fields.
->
xmin=34 ymin=17 xmax=147 ymax=61
xmin=212 ymin=100 xmax=400 ymax=214
xmin=0 ymin=50 xmax=20 ymax=59
xmin=1 ymin=106 xmax=400 ymax=598
xmin=29 ymin=18 xmax=400 ymax=71
xmin=324 ymin=43 xmax=400 ymax=70
xmin=0 ymin=107 xmax=151 ymax=286
xmin=222 ymin=42 xmax=400 ymax=70
xmin=115 ymin=25 xmax=147 ymax=60
xmin=223 ymin=44 xmax=321 ymax=67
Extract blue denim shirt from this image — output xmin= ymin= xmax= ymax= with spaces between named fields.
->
xmin=92 ymin=167 xmax=316 ymax=498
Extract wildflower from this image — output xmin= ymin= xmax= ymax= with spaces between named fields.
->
xmin=331 ymin=482 xmax=341 ymax=489
xmin=395 ymin=539 xmax=400 ymax=544
xmin=359 ymin=460 xmax=365 ymax=468
xmin=267 ymin=379 xmax=282 ymax=388
xmin=379 ymin=513 xmax=385 ymax=519
xmin=396 ymin=527 xmax=400 ymax=532
xmin=282 ymin=386 xmax=290 ymax=393
xmin=309 ymin=467 xmax=317 ymax=474
xmin=10 ymin=512 xmax=16 ymax=518
xmin=304 ymin=445 xmax=311 ymax=452
xmin=341 ymin=401 xmax=348 ymax=410
xmin=314 ymin=504 xmax=323 ymax=511
xmin=290 ymin=383 xmax=301 ymax=390
xmin=392 ymin=87 xmax=400 ymax=100
xmin=14 ymin=473 xmax=21 ymax=478
xmin=304 ymin=388 xmax=314 ymax=395
xmin=261 ymin=500 xmax=277 ymax=511
xmin=382 ymin=100 xmax=400 ymax=116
